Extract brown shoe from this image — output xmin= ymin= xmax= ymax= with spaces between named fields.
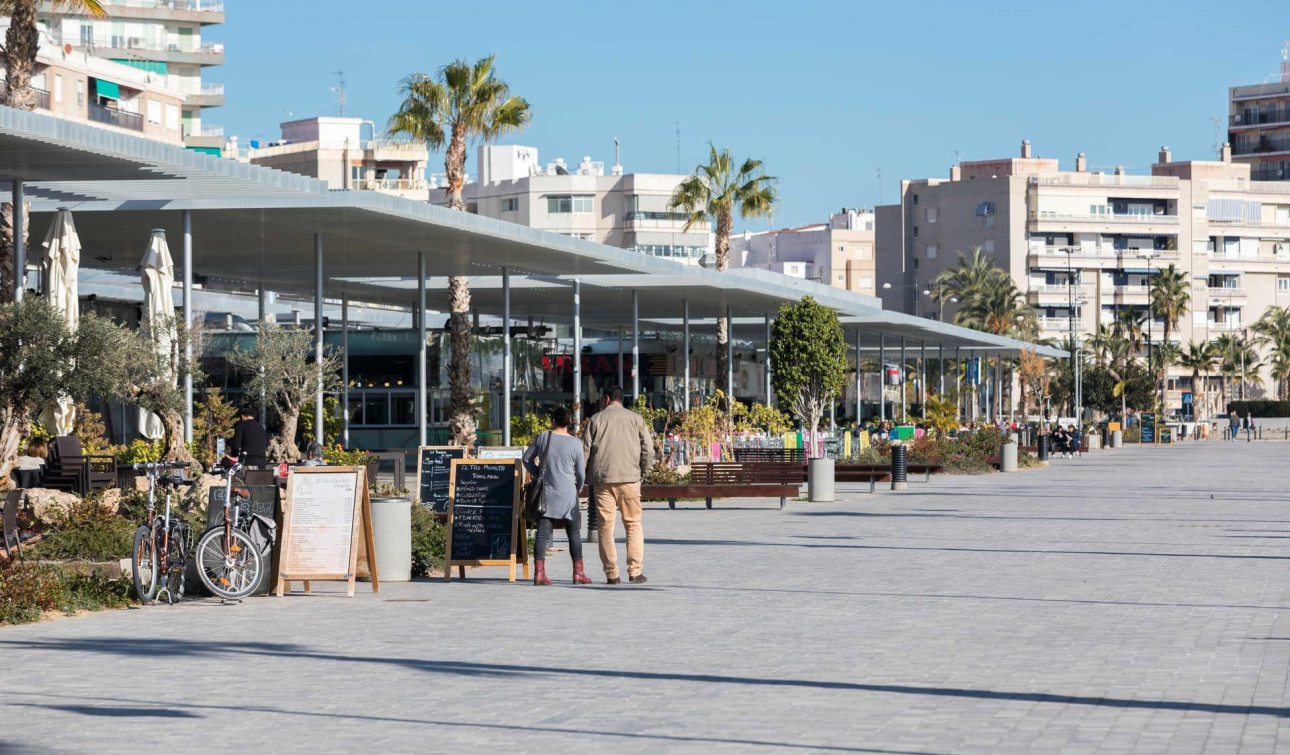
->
xmin=533 ymin=559 xmax=551 ymax=586
xmin=606 ymin=577 xmax=621 ymax=585
xmin=572 ymin=559 xmax=592 ymax=585
xmin=629 ymin=574 xmax=648 ymax=584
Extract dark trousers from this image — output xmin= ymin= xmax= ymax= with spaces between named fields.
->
xmin=535 ymin=508 xmax=583 ymax=562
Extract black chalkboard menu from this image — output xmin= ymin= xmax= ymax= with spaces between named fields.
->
xmin=417 ymin=446 xmax=467 ymax=513
xmin=445 ymin=459 xmax=523 ymax=581
xmin=1140 ymin=412 xmax=1156 ymax=444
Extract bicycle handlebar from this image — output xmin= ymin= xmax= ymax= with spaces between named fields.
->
xmin=131 ymin=461 xmax=192 ymax=471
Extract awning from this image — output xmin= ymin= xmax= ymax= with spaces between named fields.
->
xmin=1208 ymin=270 xmax=1242 ymax=276
xmin=1121 ymin=268 xmax=1156 ymax=274
xmin=93 ymin=79 xmax=120 ymax=99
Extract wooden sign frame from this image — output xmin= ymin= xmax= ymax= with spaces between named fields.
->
xmin=475 ymin=446 xmax=526 ymax=460
xmin=415 ymin=444 xmax=468 ymax=511
xmin=274 ymin=465 xmax=379 ymax=597
xmin=444 ymin=458 xmax=526 ymax=582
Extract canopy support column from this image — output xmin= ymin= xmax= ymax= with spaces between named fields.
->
xmin=726 ymin=306 xmax=734 ymax=405
xmin=573 ymin=279 xmax=582 ymax=427
xmin=502 ymin=267 xmax=512 ymax=446
xmin=257 ymin=286 xmax=268 ymax=426
xmin=920 ymin=341 xmax=927 ymax=419
xmin=341 ymin=294 xmax=350 ymax=448
xmin=313 ymin=234 xmax=324 ymax=448
xmin=855 ymin=330 xmax=862 ymax=423
xmin=417 ymin=252 xmax=427 ymax=447
xmin=683 ymin=299 xmax=691 ymax=410
xmin=11 ymin=180 xmax=24 ymax=302
xmin=617 ymin=328 xmax=624 ymax=390
xmin=631 ymin=289 xmax=640 ymax=401
xmin=182 ymin=209 xmax=193 ymax=444
xmin=878 ymin=334 xmax=886 ymax=422
xmin=938 ymin=343 xmax=945 ymax=397
xmin=899 ymin=337 xmax=907 ymax=421
xmin=765 ymin=314 xmax=773 ymax=406
xmin=955 ymin=346 xmax=962 ymax=419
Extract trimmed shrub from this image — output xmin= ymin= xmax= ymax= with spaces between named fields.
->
xmin=1227 ymin=400 xmax=1290 ymax=418
xmin=0 ymin=563 xmax=133 ymax=625
xmin=410 ymin=504 xmax=447 ymax=578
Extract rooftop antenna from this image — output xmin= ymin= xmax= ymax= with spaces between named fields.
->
xmin=1210 ymin=115 xmax=1223 ymax=158
xmin=674 ymin=121 xmax=681 ymax=174
xmin=612 ymin=137 xmax=622 ymax=175
xmin=875 ymin=168 xmax=883 ymax=206
xmin=331 ymin=70 xmax=347 ymax=116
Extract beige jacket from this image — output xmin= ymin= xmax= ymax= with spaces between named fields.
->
xmin=582 ymin=404 xmax=656 ymax=485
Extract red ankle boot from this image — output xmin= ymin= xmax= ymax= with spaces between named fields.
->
xmin=533 ymin=559 xmax=551 ymax=586
xmin=571 ymin=559 xmax=592 ymax=585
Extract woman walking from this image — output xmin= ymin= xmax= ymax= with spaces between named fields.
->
xmin=522 ymin=406 xmax=592 ymax=586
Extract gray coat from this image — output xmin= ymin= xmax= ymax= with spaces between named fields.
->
xmin=522 ymin=431 xmax=585 ymax=521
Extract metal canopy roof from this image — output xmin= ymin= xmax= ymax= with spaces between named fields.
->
xmin=0 ymin=105 xmax=1063 ymax=358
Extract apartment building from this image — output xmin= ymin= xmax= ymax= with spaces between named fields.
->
xmin=438 ymin=144 xmax=713 ymax=264
xmin=876 ymin=140 xmax=1290 ymax=413
xmin=30 ymin=0 xmax=225 ymax=152
xmin=236 ymin=116 xmax=429 ymax=201
xmin=729 ymin=208 xmax=877 ymax=295
xmin=1228 ymin=49 xmax=1290 ymax=181
xmin=0 ymin=24 xmax=186 ymax=144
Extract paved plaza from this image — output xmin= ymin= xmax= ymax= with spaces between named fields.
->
xmin=3 ymin=441 xmax=1290 ymax=753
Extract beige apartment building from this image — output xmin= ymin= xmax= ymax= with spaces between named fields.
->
xmin=877 ymin=140 xmax=1290 ymax=416
xmin=1228 ymin=51 xmax=1290 ymax=181
xmin=729 ymin=208 xmax=877 ymax=295
xmin=437 ymin=145 xmax=712 ymax=263
xmin=0 ymin=26 xmax=186 ymax=145
xmin=235 ymin=116 xmax=429 ymax=202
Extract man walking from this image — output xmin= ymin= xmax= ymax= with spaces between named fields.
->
xmin=583 ymin=387 xmax=655 ymax=584
xmin=230 ymin=405 xmax=269 ymax=468
xmin=1229 ymin=412 xmax=1240 ymax=442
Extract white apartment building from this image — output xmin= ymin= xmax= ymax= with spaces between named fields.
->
xmin=1229 ymin=49 xmax=1290 ymax=181
xmin=235 ymin=116 xmax=429 ymax=202
xmin=730 ymin=208 xmax=877 ymax=295
xmin=437 ymin=144 xmax=713 ymax=264
xmin=0 ymin=23 xmax=187 ymax=145
xmin=876 ymin=140 xmax=1290 ymax=415
xmin=28 ymin=0 xmax=224 ymax=152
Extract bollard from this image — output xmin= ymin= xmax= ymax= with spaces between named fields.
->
xmin=1000 ymin=435 xmax=1018 ymax=472
xmin=890 ymin=444 xmax=909 ymax=491
xmin=1111 ymin=430 xmax=1122 ymax=448
xmin=1037 ymin=433 xmax=1048 ymax=462
xmin=584 ymin=486 xmax=599 ymax=544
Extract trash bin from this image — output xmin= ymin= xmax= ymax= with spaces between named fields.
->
xmin=1000 ymin=435 xmax=1018 ymax=473
xmin=1111 ymin=430 xmax=1123 ymax=448
xmin=1037 ymin=434 xmax=1048 ymax=462
xmin=808 ymin=457 xmax=835 ymax=503
xmin=369 ymin=497 xmax=412 ymax=582
xmin=890 ymin=444 xmax=909 ymax=491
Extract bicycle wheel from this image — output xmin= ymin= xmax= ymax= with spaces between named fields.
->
xmin=194 ymin=526 xmax=263 ymax=600
xmin=131 ymin=525 xmax=159 ymax=603
xmin=164 ymin=524 xmax=188 ymax=605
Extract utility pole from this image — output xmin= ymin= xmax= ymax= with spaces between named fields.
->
xmin=332 ymin=70 xmax=347 ymax=116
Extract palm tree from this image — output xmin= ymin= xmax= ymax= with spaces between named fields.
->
xmin=669 ymin=144 xmax=777 ymax=401
xmin=1114 ymin=309 xmax=1145 ymax=354
xmin=1253 ymin=306 xmax=1290 ymax=399
xmin=1149 ymin=264 xmax=1189 ymax=410
xmin=389 ymin=55 xmax=531 ymax=446
xmin=932 ymin=246 xmax=1008 ymax=310
xmin=955 ymin=275 xmax=1036 ymax=418
xmin=1177 ymin=341 xmax=1217 ymax=418
xmin=0 ymin=1 xmax=107 ymax=302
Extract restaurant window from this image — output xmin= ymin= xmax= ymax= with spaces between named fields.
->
xmin=501 ymin=197 xmax=518 ymax=212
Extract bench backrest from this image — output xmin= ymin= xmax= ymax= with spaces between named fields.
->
xmin=732 ymin=447 xmax=805 ymax=464
xmin=691 ymin=462 xmax=804 ymax=486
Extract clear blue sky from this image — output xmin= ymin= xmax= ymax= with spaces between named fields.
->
xmin=215 ymin=0 xmax=1290 ymax=230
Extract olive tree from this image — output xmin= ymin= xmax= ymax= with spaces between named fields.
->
xmin=229 ymin=324 xmax=341 ymax=463
xmin=126 ymin=314 xmax=200 ymax=466
xmin=769 ymin=296 xmax=846 ymax=458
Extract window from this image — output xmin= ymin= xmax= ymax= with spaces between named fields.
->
xmin=165 ymin=104 xmax=178 ymax=129
xmin=350 ymin=166 xmax=363 ymax=180
xmin=146 ymin=99 xmax=161 ymax=125
xmin=53 ymin=74 xmax=62 ymax=103
xmin=984 ymin=240 xmax=995 ymax=254
xmin=837 ymin=245 xmax=845 ymax=252
xmin=76 ymin=80 xmax=84 ymax=107
xmin=926 ymin=244 xmax=938 ymax=259
xmin=912 ymin=226 xmax=919 ymax=238
xmin=1279 ymin=275 xmax=1290 ymax=292
xmin=925 ymin=207 xmax=938 ymax=223
xmin=546 ymin=194 xmax=592 ymax=214
xmin=501 ymin=197 xmax=518 ymax=212
xmin=1090 ymin=204 xmax=1107 ymax=215
xmin=912 ymin=194 xmax=919 ymax=205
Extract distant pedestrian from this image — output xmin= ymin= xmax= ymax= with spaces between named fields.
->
xmin=301 ymin=442 xmax=326 ymax=466
xmin=1229 ymin=413 xmax=1240 ymax=442
xmin=1247 ymin=413 xmax=1255 ymax=442
xmin=522 ymin=407 xmax=591 ymax=586
xmin=1067 ymin=424 xmax=1081 ymax=458
xmin=230 ymin=405 xmax=269 ymax=467
xmin=583 ymin=386 xmax=656 ymax=585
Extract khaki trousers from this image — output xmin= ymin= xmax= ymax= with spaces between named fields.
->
xmin=593 ymin=481 xmax=643 ymax=579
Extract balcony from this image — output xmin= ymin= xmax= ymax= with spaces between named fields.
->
xmin=1029 ymin=174 xmax=1178 ymax=189
xmin=353 ymin=178 xmax=429 ymax=194
xmin=1232 ymin=135 xmax=1290 ymax=157
xmin=1206 ymin=287 xmax=1247 ymax=302
xmin=1230 ymin=108 xmax=1290 ymax=130
xmin=88 ymin=102 xmax=143 ymax=131
xmin=625 ymin=211 xmax=700 ymax=230
xmin=183 ymin=81 xmax=224 ymax=107
xmin=1029 ymin=210 xmax=1179 ymax=232
xmin=1207 ymin=320 xmax=1245 ymax=332
xmin=76 ymin=36 xmax=225 ymax=65
xmin=1027 ymin=284 xmax=1089 ymax=306
xmin=1037 ymin=317 xmax=1077 ymax=333
xmin=1251 ymin=166 xmax=1290 ymax=181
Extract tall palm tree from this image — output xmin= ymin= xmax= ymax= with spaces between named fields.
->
xmin=389 ymin=55 xmax=531 ymax=446
xmin=1149 ymin=264 xmax=1189 ymax=409
xmin=1177 ymin=341 xmax=1217 ymax=418
xmin=932 ymin=246 xmax=1008 ymax=310
xmin=1253 ymin=306 xmax=1290 ymax=399
xmin=0 ymin=1 xmax=107 ymax=302
xmin=1086 ymin=323 xmax=1120 ymax=369
xmin=669 ymin=144 xmax=777 ymax=401
xmin=1114 ymin=309 xmax=1145 ymax=354
xmin=955 ymin=275 xmax=1036 ymax=418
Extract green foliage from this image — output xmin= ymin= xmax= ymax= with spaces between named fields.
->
xmin=298 ymin=395 xmax=344 ymax=446
xmin=115 ymin=438 xmax=163 ymax=466
xmin=631 ymin=399 xmax=665 ymax=428
xmin=770 ymin=296 xmax=847 ymax=432
xmin=25 ymin=494 xmax=136 ymax=562
xmin=740 ymin=401 xmax=792 ymax=434
xmin=193 ymin=388 xmax=238 ymax=468
xmin=644 ymin=466 xmax=690 ymax=485
xmin=389 ymin=54 xmax=532 ymax=154
xmin=848 ymin=426 xmax=1011 ymax=475
xmin=1227 ymin=400 xmax=1290 ymax=418
xmin=668 ymin=144 xmax=778 ymax=245
xmin=922 ymin=395 xmax=960 ymax=437
xmin=0 ymin=563 xmax=133 ymax=626
xmin=510 ymin=411 xmax=548 ymax=447
xmin=410 ymin=504 xmax=447 ymax=578
xmin=71 ymin=402 xmax=111 ymax=456
xmin=370 ymin=483 xmax=411 ymax=498
xmin=1083 ymin=362 xmax=1153 ymax=415
xmin=322 ymin=444 xmax=375 ymax=466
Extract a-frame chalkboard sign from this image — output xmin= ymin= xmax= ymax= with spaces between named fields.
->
xmin=444 ymin=458 xmax=525 ymax=582
xmin=416 ymin=445 xmax=468 ymax=513
xmin=274 ymin=466 xmax=379 ymax=597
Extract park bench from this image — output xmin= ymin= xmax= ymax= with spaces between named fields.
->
xmin=836 ymin=462 xmax=944 ymax=483
xmin=642 ymin=461 xmax=803 ymax=510
xmin=45 ymin=437 xmax=117 ymax=495
xmin=732 ymin=447 xmax=805 ymax=464
xmin=833 ymin=466 xmax=893 ymax=493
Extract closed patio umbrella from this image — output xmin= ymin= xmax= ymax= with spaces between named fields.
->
xmin=138 ymin=229 xmax=176 ymax=440
xmin=38 ymin=208 xmax=80 ymax=435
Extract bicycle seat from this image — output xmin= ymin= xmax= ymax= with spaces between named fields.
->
xmin=161 ymin=474 xmax=187 ymax=487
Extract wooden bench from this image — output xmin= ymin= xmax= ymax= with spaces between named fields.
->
xmin=836 ymin=462 xmax=944 ymax=483
xmin=643 ymin=462 xmax=803 ymax=510
xmin=833 ymin=466 xmax=893 ymax=493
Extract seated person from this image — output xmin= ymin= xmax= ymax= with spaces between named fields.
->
xmin=301 ymin=442 xmax=326 ymax=467
xmin=16 ymin=438 xmax=48 ymax=471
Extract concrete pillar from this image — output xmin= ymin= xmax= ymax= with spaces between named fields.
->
xmin=341 ymin=294 xmax=350 ymax=448
xmin=899 ymin=337 xmax=907 ymax=421
xmin=764 ymin=313 xmax=772 ymax=406
xmin=617 ymin=328 xmax=624 ymax=390
xmin=920 ymin=341 xmax=927 ymax=419
xmin=878 ymin=334 xmax=886 ymax=422
xmin=11 ymin=180 xmax=24 ymax=303
xmin=938 ymin=343 xmax=945 ymax=397
xmin=631 ymin=289 xmax=640 ymax=401
xmin=313 ymin=234 xmax=324 ymax=446
xmin=683 ymin=299 xmax=691 ymax=410
xmin=182 ymin=210 xmax=193 ymax=444
xmin=417 ymin=252 xmax=427 ymax=447
xmin=502 ymin=267 xmax=512 ymax=446
xmin=573 ymin=279 xmax=582 ymax=427
xmin=726 ymin=306 xmax=734 ymax=404
xmin=855 ymin=329 xmax=862 ymax=422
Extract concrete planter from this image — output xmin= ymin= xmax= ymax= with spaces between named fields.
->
xmin=1000 ymin=437 xmax=1019 ymax=473
xmin=808 ymin=458 xmax=835 ymax=502
xmin=1111 ymin=430 xmax=1123 ymax=448
xmin=369 ymin=497 xmax=412 ymax=582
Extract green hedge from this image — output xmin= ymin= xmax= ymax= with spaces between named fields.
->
xmin=1227 ymin=401 xmax=1290 ymax=418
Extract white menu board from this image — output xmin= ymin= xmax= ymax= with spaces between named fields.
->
xmin=283 ymin=470 xmax=359 ymax=575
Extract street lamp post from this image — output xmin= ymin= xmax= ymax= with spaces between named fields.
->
xmin=882 ymin=280 xmax=933 ymax=318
